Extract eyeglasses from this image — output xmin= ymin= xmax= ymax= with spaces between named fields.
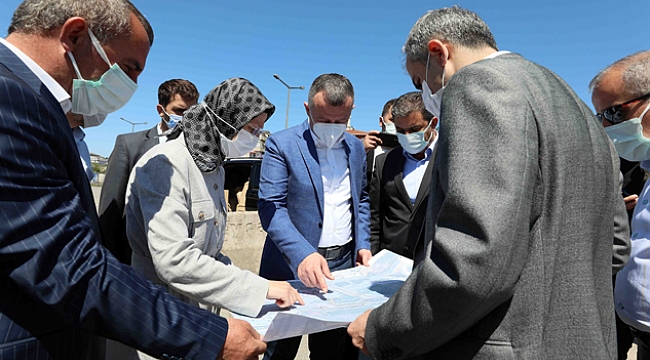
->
xmin=596 ymin=92 xmax=650 ymax=124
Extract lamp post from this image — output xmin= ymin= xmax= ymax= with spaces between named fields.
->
xmin=273 ymin=74 xmax=304 ymax=129
xmin=120 ymin=117 xmax=147 ymax=133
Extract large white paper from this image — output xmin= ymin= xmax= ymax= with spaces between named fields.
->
xmin=233 ymin=250 xmax=413 ymax=341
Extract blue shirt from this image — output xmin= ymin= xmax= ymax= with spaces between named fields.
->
xmin=72 ymin=127 xmax=95 ymax=182
xmin=402 ymin=136 xmax=437 ymax=204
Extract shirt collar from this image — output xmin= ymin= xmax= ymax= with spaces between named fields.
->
xmin=403 ymin=132 xmax=438 ymax=162
xmin=0 ymin=37 xmax=72 ymax=113
xmin=484 ymin=50 xmax=511 ymax=60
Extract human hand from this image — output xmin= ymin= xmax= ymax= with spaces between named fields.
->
xmin=624 ymin=194 xmax=639 ymax=211
xmin=363 ymin=130 xmax=382 ymax=152
xmin=297 ymin=252 xmax=334 ymax=292
xmin=267 ymin=281 xmax=305 ymax=308
xmin=216 ymin=318 xmax=266 ymax=360
xmin=356 ymin=249 xmax=372 ymax=267
xmin=348 ymin=309 xmax=372 ymax=356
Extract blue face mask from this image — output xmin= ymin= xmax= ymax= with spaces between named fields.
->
xmin=384 ymin=122 xmax=397 ymax=135
xmin=397 ymin=120 xmax=433 ymax=154
xmin=162 ymin=109 xmax=182 ymax=129
xmin=605 ymin=101 xmax=650 ymax=161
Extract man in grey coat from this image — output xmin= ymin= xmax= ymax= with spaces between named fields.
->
xmin=348 ymin=6 xmax=629 ymax=359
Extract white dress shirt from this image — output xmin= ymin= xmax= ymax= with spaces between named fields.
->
xmin=157 ymin=122 xmax=168 ymax=144
xmin=615 ymin=160 xmax=650 ymax=333
xmin=402 ymin=135 xmax=438 ymax=204
xmin=310 ymin=129 xmax=353 ymax=248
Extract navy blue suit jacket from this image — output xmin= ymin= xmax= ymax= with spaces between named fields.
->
xmin=258 ymin=120 xmax=371 ymax=281
xmin=0 ymin=42 xmax=227 ymax=360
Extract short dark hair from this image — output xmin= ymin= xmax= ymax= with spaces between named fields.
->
xmin=381 ymin=98 xmax=397 ymax=117
xmin=391 ymin=91 xmax=434 ymax=122
xmin=308 ymin=73 xmax=354 ymax=107
xmin=158 ymin=79 xmax=199 ymax=107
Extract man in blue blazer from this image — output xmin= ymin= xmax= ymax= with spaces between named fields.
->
xmin=0 ymin=1 xmax=264 ymax=359
xmin=258 ymin=73 xmax=372 ymax=359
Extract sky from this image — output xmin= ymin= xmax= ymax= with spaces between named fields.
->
xmin=2 ymin=0 xmax=650 ymax=157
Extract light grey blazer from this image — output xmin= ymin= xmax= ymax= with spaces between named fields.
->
xmin=125 ymin=135 xmax=268 ymax=317
xmin=365 ymin=53 xmax=629 ymax=359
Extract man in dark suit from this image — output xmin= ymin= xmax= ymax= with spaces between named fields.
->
xmin=349 ymin=6 xmax=629 ymax=359
xmin=0 ymin=1 xmax=264 ymax=359
xmin=99 ymin=79 xmax=199 ymax=264
xmin=370 ymin=91 xmax=437 ymax=259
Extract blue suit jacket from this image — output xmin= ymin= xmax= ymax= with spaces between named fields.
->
xmin=0 ymin=42 xmax=227 ymax=360
xmin=258 ymin=120 xmax=371 ymax=280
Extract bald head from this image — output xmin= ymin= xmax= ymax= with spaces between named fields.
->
xmin=591 ymin=51 xmax=650 ymax=110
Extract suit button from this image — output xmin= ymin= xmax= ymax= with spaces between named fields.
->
xmin=318 ymin=223 xmax=323 ymax=229
xmin=198 ymin=211 xmax=205 ymax=220
xmin=405 ymin=246 xmax=409 ymax=251
xmin=213 ymin=183 xmax=219 ymax=190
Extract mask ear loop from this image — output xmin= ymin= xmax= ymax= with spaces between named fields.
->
xmin=87 ymin=29 xmax=113 ymax=67
xmin=66 ymin=28 xmax=112 ymax=81
xmin=202 ymin=102 xmax=238 ymax=133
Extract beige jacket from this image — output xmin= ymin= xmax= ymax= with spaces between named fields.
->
xmin=125 ymin=135 xmax=268 ymax=317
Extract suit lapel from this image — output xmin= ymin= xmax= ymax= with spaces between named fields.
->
xmin=0 ymin=42 xmax=103 ymax=240
xmin=297 ymin=125 xmax=324 ymax=215
xmin=391 ymin=152 xmax=413 ymax=209
xmin=412 ymin=149 xmax=436 ymax=211
xmin=143 ymin=126 xmax=159 ymax=152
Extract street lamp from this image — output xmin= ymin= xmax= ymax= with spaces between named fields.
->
xmin=120 ymin=117 xmax=147 ymax=132
xmin=273 ymin=74 xmax=304 ymax=129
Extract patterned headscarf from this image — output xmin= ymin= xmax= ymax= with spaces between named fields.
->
xmin=168 ymin=77 xmax=275 ymax=172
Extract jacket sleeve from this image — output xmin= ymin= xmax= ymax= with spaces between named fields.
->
xmin=98 ymin=134 xmax=131 ymax=263
xmin=612 ymin=171 xmax=631 ymax=274
xmin=365 ymin=64 xmax=540 ymax=359
xmin=355 ymin=141 xmax=372 ymax=253
xmin=126 ymin=152 xmax=269 ymax=317
xmin=258 ymin=135 xmax=317 ymax=274
xmin=0 ymin=74 xmax=228 ymax=360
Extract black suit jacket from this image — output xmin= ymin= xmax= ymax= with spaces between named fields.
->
xmin=0 ymin=42 xmax=227 ymax=360
xmin=369 ymin=146 xmax=434 ymax=259
xmin=99 ymin=126 xmax=159 ymax=264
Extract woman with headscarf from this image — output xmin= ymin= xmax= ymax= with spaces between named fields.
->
xmin=125 ymin=78 xmax=303 ymax=328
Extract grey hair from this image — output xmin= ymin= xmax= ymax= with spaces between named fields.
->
xmin=391 ymin=91 xmax=434 ymax=122
xmin=589 ymin=51 xmax=650 ymax=97
xmin=308 ymin=73 xmax=354 ymax=108
xmin=403 ymin=6 xmax=498 ymax=64
xmin=8 ymin=0 xmax=154 ymax=45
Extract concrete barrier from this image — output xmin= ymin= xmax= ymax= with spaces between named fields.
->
xmin=223 ymin=211 xmax=266 ymax=274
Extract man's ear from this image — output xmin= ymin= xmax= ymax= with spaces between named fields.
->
xmin=304 ymin=101 xmax=310 ymax=117
xmin=156 ymin=104 xmax=165 ymax=118
xmin=59 ymin=17 xmax=88 ymax=53
xmin=427 ymin=39 xmax=449 ymax=68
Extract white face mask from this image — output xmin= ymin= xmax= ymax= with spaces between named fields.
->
xmin=203 ymin=102 xmax=262 ymax=157
xmin=384 ymin=122 xmax=397 ymax=135
xmin=421 ymin=52 xmax=445 ymax=119
xmin=82 ymin=113 xmax=108 ymax=128
xmin=396 ymin=120 xmax=434 ymax=154
xmin=311 ymin=118 xmax=347 ymax=149
xmin=220 ymin=130 xmax=259 ymax=158
xmin=67 ymin=29 xmax=137 ymax=116
xmin=605 ymin=101 xmax=650 ymax=161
